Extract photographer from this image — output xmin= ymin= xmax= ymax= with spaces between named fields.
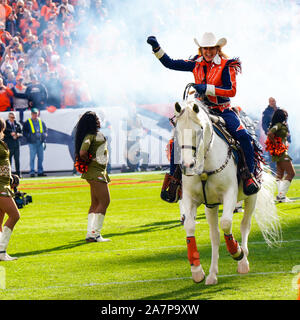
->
xmin=4 ymin=112 xmax=22 ymax=177
xmin=0 ymin=117 xmax=20 ymax=261
xmin=23 ymin=108 xmax=48 ymax=177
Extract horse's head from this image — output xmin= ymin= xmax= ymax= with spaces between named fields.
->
xmin=174 ymin=100 xmax=212 ymax=175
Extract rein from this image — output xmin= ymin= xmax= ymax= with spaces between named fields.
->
xmin=200 ymin=146 xmax=232 ymax=208
xmin=198 ymin=120 xmax=233 ymax=208
xmin=177 ymin=104 xmax=232 ymax=178
xmin=201 ymin=143 xmax=232 ymax=177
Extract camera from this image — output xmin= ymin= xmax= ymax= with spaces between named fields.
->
xmin=13 ymin=188 xmax=32 ymax=209
xmin=10 ymin=174 xmax=32 ymax=209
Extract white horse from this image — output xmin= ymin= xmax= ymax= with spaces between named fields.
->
xmin=174 ymin=99 xmax=281 ymax=285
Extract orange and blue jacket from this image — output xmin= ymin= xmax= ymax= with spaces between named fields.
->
xmin=156 ymin=51 xmax=241 ymax=111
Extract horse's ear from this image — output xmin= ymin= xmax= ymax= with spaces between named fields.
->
xmin=193 ymin=104 xmax=199 ymax=113
xmin=175 ymin=102 xmax=181 ymax=113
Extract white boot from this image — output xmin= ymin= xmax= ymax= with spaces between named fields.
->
xmin=85 ymin=213 xmax=111 ymax=242
xmin=276 ymin=180 xmax=282 ymax=202
xmin=92 ymin=213 xmax=111 ymax=242
xmin=85 ymin=213 xmax=95 ymax=241
xmin=0 ymin=226 xmax=18 ymax=261
xmin=279 ymin=180 xmax=294 ymax=203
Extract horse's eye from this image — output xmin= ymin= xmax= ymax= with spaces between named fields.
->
xmin=193 ymin=104 xmax=199 ymax=113
xmin=175 ymin=102 xmax=181 ymax=113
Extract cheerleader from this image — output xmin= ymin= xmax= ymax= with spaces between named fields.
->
xmin=266 ymin=109 xmax=295 ymax=202
xmin=0 ymin=118 xmax=20 ymax=261
xmin=74 ymin=111 xmax=111 ymax=242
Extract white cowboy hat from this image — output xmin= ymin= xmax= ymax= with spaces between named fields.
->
xmin=194 ymin=32 xmax=227 ymax=48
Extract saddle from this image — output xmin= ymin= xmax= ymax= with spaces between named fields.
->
xmin=209 ymin=113 xmax=264 ymax=197
xmin=209 ymin=115 xmax=239 ymax=163
xmin=209 ymin=113 xmax=264 ymax=187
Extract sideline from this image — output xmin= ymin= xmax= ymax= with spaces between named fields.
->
xmin=19 ymin=171 xmax=167 ymax=181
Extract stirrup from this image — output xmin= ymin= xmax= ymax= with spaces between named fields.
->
xmin=160 ymin=173 xmax=182 ymax=203
xmin=243 ymin=174 xmax=260 ymax=196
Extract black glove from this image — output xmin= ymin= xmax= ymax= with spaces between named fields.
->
xmin=147 ymin=36 xmax=160 ymax=52
xmin=192 ymin=84 xmax=207 ymax=95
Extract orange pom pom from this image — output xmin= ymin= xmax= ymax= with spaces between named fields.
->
xmin=265 ymin=136 xmax=288 ymax=156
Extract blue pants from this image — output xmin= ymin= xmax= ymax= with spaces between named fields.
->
xmin=220 ymin=109 xmax=254 ymax=173
xmin=170 ymin=108 xmax=255 ymax=175
xmin=29 ymin=141 xmax=44 ymax=174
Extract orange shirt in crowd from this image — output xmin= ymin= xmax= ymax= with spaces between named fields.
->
xmin=0 ymin=85 xmax=13 ymax=111
xmin=40 ymin=3 xmax=52 ymax=20
xmin=0 ymin=29 xmax=12 ymax=45
xmin=44 ymin=4 xmax=58 ymax=22
xmin=1 ymin=3 xmax=12 ymax=19
xmin=61 ymin=78 xmax=92 ymax=108
xmin=61 ymin=78 xmax=80 ymax=108
xmin=19 ymin=17 xmax=40 ymax=36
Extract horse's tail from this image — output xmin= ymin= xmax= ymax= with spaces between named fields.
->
xmin=253 ymin=169 xmax=282 ymax=247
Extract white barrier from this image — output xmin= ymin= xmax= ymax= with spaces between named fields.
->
xmin=0 ymin=106 xmax=171 ymax=172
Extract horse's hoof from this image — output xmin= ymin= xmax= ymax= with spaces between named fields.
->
xmin=191 ymin=266 xmax=205 ymax=283
xmin=238 ymin=258 xmax=250 ymax=274
xmin=192 ymin=271 xmax=205 ymax=283
xmin=205 ymin=274 xmax=218 ymax=285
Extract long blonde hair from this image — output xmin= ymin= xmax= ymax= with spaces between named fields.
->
xmin=198 ymin=46 xmax=229 ymax=59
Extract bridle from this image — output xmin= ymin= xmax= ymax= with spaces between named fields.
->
xmin=176 ymin=96 xmax=232 ymax=177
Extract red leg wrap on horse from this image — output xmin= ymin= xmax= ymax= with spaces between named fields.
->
xmin=186 ymin=236 xmax=200 ymax=266
xmin=224 ymin=234 xmax=243 ymax=260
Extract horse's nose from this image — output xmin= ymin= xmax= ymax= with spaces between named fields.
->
xmin=182 ymin=159 xmax=195 ymax=169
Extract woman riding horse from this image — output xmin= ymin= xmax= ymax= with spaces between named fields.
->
xmin=147 ymin=32 xmax=259 ymax=201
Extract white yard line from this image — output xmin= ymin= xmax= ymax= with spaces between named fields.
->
xmin=3 ymin=271 xmax=292 ymax=292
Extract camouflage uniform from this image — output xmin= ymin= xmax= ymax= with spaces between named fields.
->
xmin=80 ymin=132 xmax=110 ymax=183
xmin=0 ymin=141 xmax=13 ymax=197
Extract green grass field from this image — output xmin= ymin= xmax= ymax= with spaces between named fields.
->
xmin=0 ymin=172 xmax=299 ymax=300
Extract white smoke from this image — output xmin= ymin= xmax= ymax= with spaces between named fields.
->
xmin=70 ymin=0 xmax=300 ymax=152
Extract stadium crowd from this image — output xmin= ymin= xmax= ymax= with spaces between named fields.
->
xmin=0 ymin=0 xmax=108 ymax=117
